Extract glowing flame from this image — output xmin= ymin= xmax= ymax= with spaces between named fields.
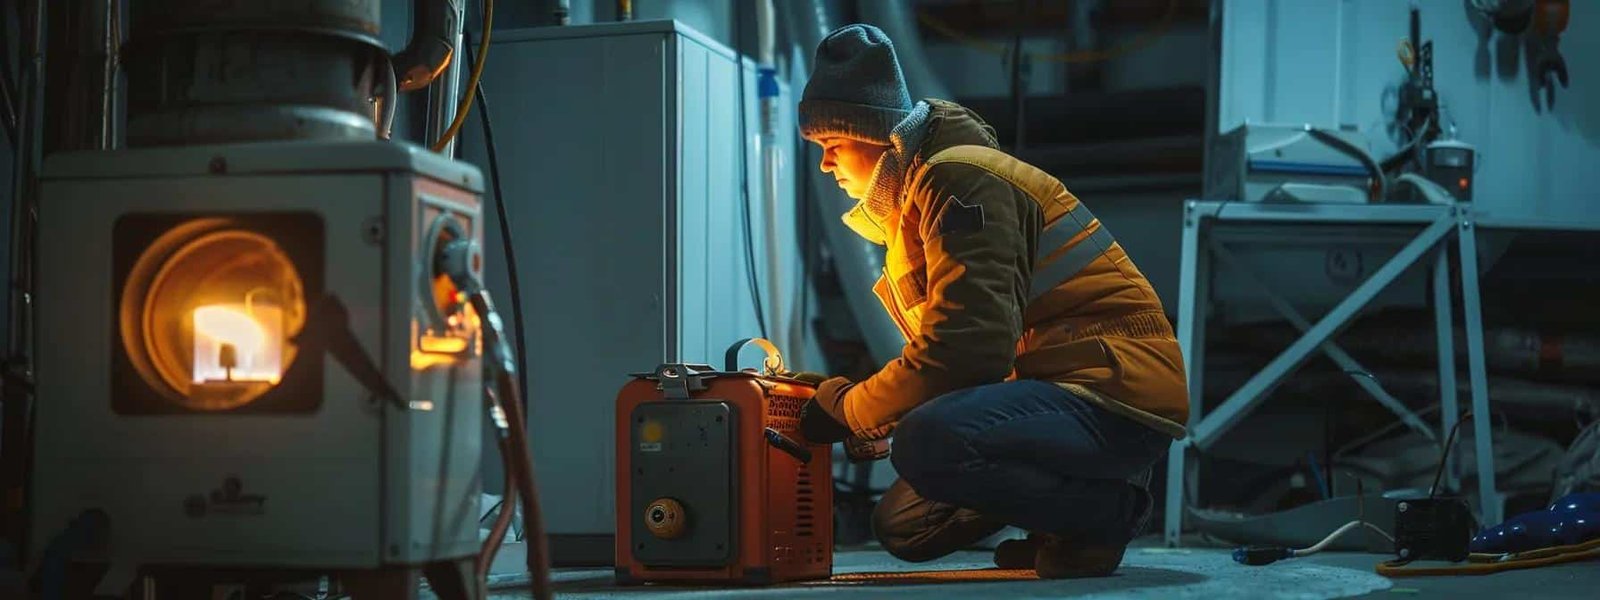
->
xmin=192 ymin=303 xmax=284 ymax=384
xmin=194 ymin=306 xmax=266 ymax=352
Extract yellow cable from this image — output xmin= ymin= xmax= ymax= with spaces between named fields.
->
xmin=1376 ymin=538 xmax=1600 ymax=577
xmin=915 ymin=0 xmax=1180 ymax=65
xmin=431 ymin=0 xmax=493 ymax=153
xmin=1477 ymin=537 xmax=1600 ymax=563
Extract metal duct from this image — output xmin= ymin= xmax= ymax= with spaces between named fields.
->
xmin=124 ymin=0 xmax=388 ymax=146
xmin=856 ymin=0 xmax=955 ymax=101
xmin=394 ymin=0 xmax=461 ymax=92
xmin=785 ymin=0 xmax=902 ymax=363
xmin=44 ymin=0 xmax=119 ymax=154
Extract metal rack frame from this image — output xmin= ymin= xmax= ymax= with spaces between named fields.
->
xmin=1164 ymin=200 xmax=1502 ymax=546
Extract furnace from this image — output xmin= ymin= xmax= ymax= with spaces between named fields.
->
xmin=21 ymin=0 xmax=504 ymax=595
xmin=33 ymin=139 xmax=488 ymax=594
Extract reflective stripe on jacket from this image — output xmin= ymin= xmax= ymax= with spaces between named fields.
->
xmin=840 ymin=100 xmax=1188 ymax=440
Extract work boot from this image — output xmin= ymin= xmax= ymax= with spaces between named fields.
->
xmin=1033 ymin=534 xmax=1126 ymax=579
xmin=992 ymin=534 xmax=1040 ymax=569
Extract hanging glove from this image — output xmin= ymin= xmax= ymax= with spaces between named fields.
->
xmin=799 ymin=377 xmax=854 ymax=444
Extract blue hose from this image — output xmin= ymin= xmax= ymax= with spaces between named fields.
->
xmin=1470 ymin=493 xmax=1600 ymax=554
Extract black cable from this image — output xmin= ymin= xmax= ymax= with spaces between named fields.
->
xmin=1334 ymin=403 xmax=1442 ymax=459
xmin=1306 ymin=127 xmax=1388 ymax=201
xmin=1430 ymin=411 xmax=1473 ymax=498
xmin=463 ymin=29 xmax=530 ymax=414
xmin=0 ymin=1 xmax=17 ymax=146
xmin=0 ymin=0 xmax=18 ymax=352
xmin=0 ymin=56 xmax=15 ymax=149
xmin=479 ymin=498 xmax=504 ymax=523
xmin=732 ymin=0 xmax=769 ymax=340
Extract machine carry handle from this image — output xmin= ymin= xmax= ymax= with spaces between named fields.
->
xmin=725 ymin=338 xmax=784 ymax=375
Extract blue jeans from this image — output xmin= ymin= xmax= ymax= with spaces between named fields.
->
xmin=870 ymin=380 xmax=1170 ymax=562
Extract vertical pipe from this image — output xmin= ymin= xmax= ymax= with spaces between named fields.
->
xmin=378 ymin=52 xmax=397 ymax=140
xmin=1166 ymin=200 xmax=1211 ymax=546
xmin=1433 ymin=245 xmax=1458 ymax=492
xmin=426 ymin=0 xmax=466 ymax=156
xmin=99 ymin=0 xmax=119 ymax=150
xmin=1164 ymin=442 xmax=1187 ymax=546
xmin=4 ymin=0 xmax=47 ymax=555
xmin=1455 ymin=212 xmax=1501 ymax=527
xmin=755 ymin=0 xmax=775 ymax=65
xmin=755 ymin=0 xmax=785 ymax=354
xmin=41 ymin=0 xmax=73 ymax=155
xmin=11 ymin=0 xmax=44 ymax=355
xmin=43 ymin=0 xmax=114 ymax=153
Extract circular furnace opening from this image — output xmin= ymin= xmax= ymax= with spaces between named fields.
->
xmin=119 ymin=220 xmax=307 ymax=411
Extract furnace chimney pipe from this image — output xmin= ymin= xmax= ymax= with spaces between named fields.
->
xmin=394 ymin=0 xmax=463 ymax=92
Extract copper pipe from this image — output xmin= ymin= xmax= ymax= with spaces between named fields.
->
xmin=477 ymin=425 xmax=519 ymax=580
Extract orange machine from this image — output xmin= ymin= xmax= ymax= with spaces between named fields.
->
xmin=614 ymin=339 xmax=833 ymax=585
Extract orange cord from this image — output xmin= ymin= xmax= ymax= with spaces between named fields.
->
xmin=1377 ymin=538 xmax=1600 ymax=577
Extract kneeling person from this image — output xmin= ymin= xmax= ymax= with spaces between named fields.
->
xmin=793 ymin=24 xmax=1188 ymax=578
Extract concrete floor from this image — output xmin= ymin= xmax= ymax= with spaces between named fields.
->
xmin=0 ymin=537 xmax=1591 ymax=598
xmin=465 ymin=539 xmax=1600 ymax=599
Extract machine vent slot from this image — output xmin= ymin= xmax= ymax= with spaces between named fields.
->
xmin=766 ymin=394 xmax=806 ymax=432
xmin=795 ymin=464 xmax=815 ymax=537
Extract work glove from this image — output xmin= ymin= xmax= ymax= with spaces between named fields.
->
xmin=799 ymin=377 xmax=854 ymax=444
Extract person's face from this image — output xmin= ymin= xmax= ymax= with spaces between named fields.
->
xmin=815 ymin=137 xmax=891 ymax=200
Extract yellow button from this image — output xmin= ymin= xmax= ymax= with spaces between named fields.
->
xmin=641 ymin=420 xmax=664 ymax=443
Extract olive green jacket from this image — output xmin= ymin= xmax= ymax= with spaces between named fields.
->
xmin=840 ymin=100 xmax=1189 ymax=440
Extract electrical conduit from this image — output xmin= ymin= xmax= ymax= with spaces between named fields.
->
xmin=755 ymin=0 xmax=788 ymax=356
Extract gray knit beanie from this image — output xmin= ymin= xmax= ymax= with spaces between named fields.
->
xmin=799 ymin=24 xmax=913 ymax=145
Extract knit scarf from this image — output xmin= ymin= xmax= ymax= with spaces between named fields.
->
xmin=841 ymin=101 xmax=931 ymax=246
